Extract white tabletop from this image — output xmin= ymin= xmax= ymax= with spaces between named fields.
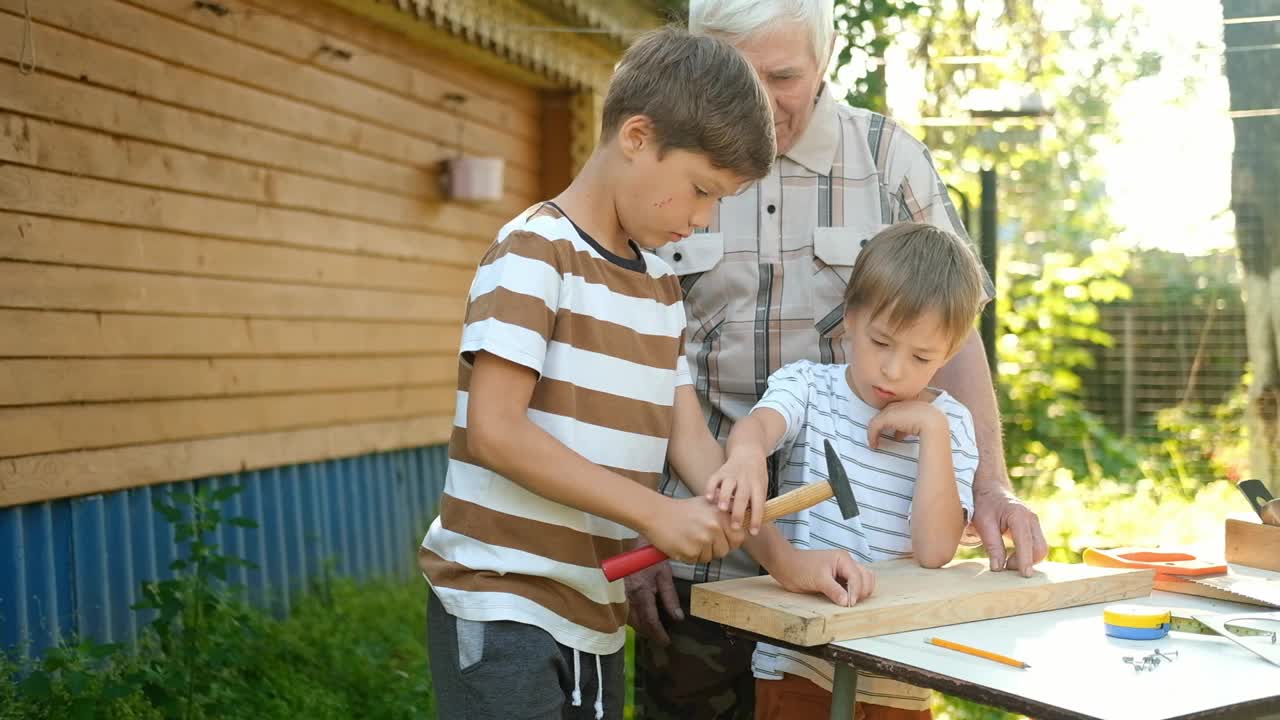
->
xmin=832 ymin=590 xmax=1280 ymax=720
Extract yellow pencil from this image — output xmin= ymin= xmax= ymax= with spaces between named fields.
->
xmin=925 ymin=637 xmax=1031 ymax=669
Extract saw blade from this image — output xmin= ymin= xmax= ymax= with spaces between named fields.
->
xmin=1155 ymin=574 xmax=1280 ymax=607
xmin=1192 ymin=576 xmax=1280 ymax=608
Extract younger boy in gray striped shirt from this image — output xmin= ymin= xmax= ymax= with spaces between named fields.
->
xmin=706 ymin=222 xmax=986 ymax=719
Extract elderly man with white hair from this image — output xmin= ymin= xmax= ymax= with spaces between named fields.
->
xmin=627 ymin=1 xmax=1050 ymax=718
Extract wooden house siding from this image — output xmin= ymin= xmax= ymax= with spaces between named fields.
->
xmin=0 ymin=0 xmax=549 ymax=506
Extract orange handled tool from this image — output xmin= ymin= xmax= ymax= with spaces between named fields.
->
xmin=1081 ymin=547 xmax=1227 ymax=581
xmin=602 ymin=439 xmax=859 ymax=582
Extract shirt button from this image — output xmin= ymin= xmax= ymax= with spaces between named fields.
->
xmin=860 ymin=239 xmax=867 ymax=248
xmin=673 ymin=252 xmax=683 ymax=262
xmin=767 ymin=204 xmax=777 ymax=214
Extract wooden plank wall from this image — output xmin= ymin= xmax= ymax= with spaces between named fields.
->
xmin=0 ymin=0 xmax=544 ymax=506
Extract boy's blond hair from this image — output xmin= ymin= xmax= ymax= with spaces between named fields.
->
xmin=601 ymin=26 xmax=775 ymax=180
xmin=843 ymin=222 xmax=985 ymax=354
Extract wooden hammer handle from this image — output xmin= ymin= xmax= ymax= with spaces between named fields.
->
xmin=760 ymin=480 xmax=835 ymax=521
xmin=601 ymin=480 xmax=837 ymax=582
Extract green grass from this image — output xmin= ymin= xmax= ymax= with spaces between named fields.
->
xmin=2 ymin=579 xmax=434 ymax=720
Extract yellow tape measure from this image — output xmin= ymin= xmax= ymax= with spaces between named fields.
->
xmin=1103 ymin=604 xmax=1277 ymax=641
xmin=1104 ymin=605 xmax=1171 ymax=629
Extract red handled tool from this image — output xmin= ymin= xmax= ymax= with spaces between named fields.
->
xmin=602 ymin=439 xmax=860 ymax=581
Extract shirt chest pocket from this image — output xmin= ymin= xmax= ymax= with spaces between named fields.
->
xmin=653 ymin=233 xmax=728 ymax=338
xmin=810 ymin=222 xmax=888 ymax=339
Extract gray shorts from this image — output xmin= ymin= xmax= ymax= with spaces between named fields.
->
xmin=427 ymin=591 xmax=625 ymax=720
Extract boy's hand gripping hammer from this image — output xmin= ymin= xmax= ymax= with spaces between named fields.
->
xmin=600 ymin=439 xmax=861 ymax=581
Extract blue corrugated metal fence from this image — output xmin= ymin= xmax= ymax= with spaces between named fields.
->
xmin=0 ymin=445 xmax=449 ymax=662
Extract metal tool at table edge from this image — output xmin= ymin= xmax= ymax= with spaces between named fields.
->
xmin=1236 ymin=478 xmax=1280 ymax=526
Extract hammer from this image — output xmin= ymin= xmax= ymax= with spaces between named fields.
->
xmin=601 ymin=438 xmax=861 ymax=581
xmin=1237 ymin=479 xmax=1280 ymax=526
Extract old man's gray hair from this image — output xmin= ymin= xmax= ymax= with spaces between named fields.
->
xmin=688 ymin=0 xmax=835 ymax=67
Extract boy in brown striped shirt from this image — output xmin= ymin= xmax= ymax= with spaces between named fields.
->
xmin=419 ymin=28 xmax=777 ymax=720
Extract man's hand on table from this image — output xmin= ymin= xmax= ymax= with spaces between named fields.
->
xmin=971 ymin=486 xmax=1048 ymax=578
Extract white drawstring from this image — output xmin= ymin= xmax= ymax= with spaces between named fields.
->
xmin=571 ymin=648 xmax=583 ymax=707
xmin=593 ymin=652 xmax=604 ymax=719
xmin=569 ymin=648 xmax=605 ymax=718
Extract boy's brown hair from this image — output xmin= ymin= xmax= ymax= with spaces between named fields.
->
xmin=601 ymin=26 xmax=775 ymax=180
xmin=843 ymin=222 xmax=986 ymax=354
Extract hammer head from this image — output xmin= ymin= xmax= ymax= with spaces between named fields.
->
xmin=822 ymin=439 xmax=861 ymax=520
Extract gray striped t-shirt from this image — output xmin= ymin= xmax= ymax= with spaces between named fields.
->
xmin=750 ymin=359 xmax=977 ymax=710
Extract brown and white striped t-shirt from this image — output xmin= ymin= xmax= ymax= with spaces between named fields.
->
xmin=419 ymin=202 xmax=691 ymax=654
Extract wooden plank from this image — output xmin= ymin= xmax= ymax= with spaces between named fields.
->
xmin=0 ymin=59 xmax=535 ymax=213
xmin=0 ymin=385 xmax=455 ymax=458
xmin=0 ymin=111 xmax=532 ymax=228
xmin=691 ymin=559 xmax=1154 ymax=647
xmin=0 ymin=356 xmax=459 ymax=406
xmin=248 ymin=0 xmax=541 ymax=117
xmin=0 ymin=260 xmax=465 ymax=323
xmin=0 ymin=1 xmax=538 ymax=174
xmin=0 ymin=164 xmax=495 ymax=263
xmin=0 ymin=213 xmax=478 ymax=296
xmin=313 ymin=0 xmax=560 ymax=94
xmin=1226 ymin=519 xmax=1280 ymax=572
xmin=0 ymin=11 xmax=536 ymax=214
xmin=0 ymin=309 xmax=462 ymax=357
xmin=0 ymin=0 xmax=539 ymax=173
xmin=1152 ymin=572 xmax=1280 ymax=608
xmin=143 ymin=0 xmax=539 ymax=135
xmin=0 ymin=413 xmax=454 ymax=507
xmin=0 ymin=17 xmax=537 ymax=206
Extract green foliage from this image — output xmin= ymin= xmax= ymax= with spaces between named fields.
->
xmin=997 ymin=241 xmax=1141 ymax=489
xmin=909 ymin=1 xmax=1160 ymax=251
xmin=1036 ymin=478 xmax=1245 ymax=561
xmin=242 ymin=580 xmax=433 ymax=719
xmin=1151 ymin=372 xmax=1252 ymax=487
xmin=932 ymin=693 xmax=1016 ymax=720
xmin=869 ymin=0 xmax=1176 ymax=494
xmin=832 ymin=0 xmax=922 ymax=112
xmin=129 ymin=486 xmax=261 ymax=720
xmin=3 ymin=640 xmax=159 ymax=720
xmin=3 ymin=486 xmax=432 ymax=720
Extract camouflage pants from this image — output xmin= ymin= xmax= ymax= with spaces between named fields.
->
xmin=634 ymin=578 xmax=756 ymax=720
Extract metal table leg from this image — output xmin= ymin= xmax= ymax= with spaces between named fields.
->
xmin=830 ymin=662 xmax=857 ymax=720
